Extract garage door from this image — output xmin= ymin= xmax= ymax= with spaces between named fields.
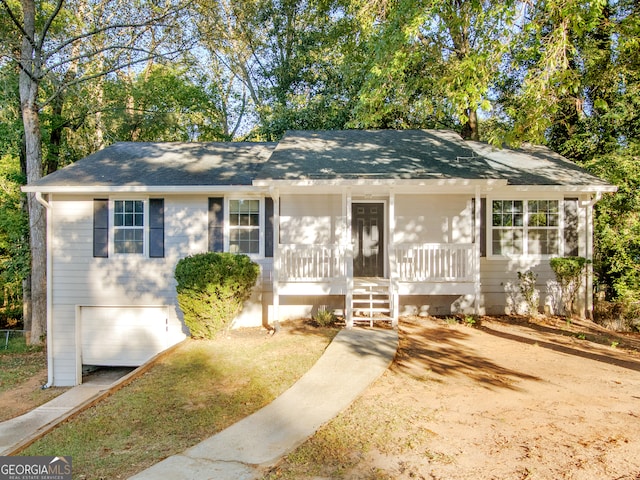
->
xmin=80 ymin=306 xmax=169 ymax=366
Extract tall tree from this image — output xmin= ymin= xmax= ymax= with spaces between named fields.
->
xmin=494 ymin=0 xmax=640 ymax=307
xmin=347 ymin=0 xmax=516 ymax=139
xmin=195 ymin=0 xmax=360 ymax=140
xmin=0 ymin=0 xmax=189 ymax=344
xmin=0 ymin=65 xmax=29 ymax=329
xmin=102 ymin=64 xmax=229 ymax=142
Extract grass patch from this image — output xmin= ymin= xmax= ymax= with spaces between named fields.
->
xmin=0 ymin=335 xmax=45 ymax=394
xmin=22 ymin=323 xmax=338 ymax=479
xmin=264 ymin=374 xmax=437 ymax=480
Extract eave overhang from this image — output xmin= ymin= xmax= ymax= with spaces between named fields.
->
xmin=21 ymin=185 xmax=267 ymax=194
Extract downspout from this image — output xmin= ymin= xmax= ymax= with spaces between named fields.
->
xmin=581 ymin=192 xmax=602 ymax=320
xmin=35 ymin=192 xmax=54 ymax=388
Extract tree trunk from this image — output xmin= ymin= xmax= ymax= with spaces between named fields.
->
xmin=22 ymin=276 xmax=31 ymax=343
xmin=19 ymin=134 xmax=32 ymax=338
xmin=45 ymin=97 xmax=63 ymax=175
xmin=461 ymin=108 xmax=479 ymax=140
xmin=19 ymin=0 xmax=47 ymax=345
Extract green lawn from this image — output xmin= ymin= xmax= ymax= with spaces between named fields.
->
xmin=22 ymin=323 xmax=337 ymax=479
xmin=0 ymin=335 xmax=45 ymax=394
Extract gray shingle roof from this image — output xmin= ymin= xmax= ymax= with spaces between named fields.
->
xmin=26 ymin=130 xmax=613 ymax=190
xmin=256 ymin=130 xmax=612 ymax=186
xmin=29 ymin=141 xmax=276 ymax=188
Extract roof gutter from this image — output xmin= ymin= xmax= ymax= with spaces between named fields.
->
xmin=35 ymin=191 xmax=51 ymax=209
xmin=252 ymin=178 xmax=511 ymax=190
xmin=581 ymin=191 xmax=603 ymax=207
xmin=22 ymin=185 xmax=269 ymax=194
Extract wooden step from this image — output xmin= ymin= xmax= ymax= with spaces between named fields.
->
xmin=353 ymin=308 xmax=390 ymax=315
xmin=352 ymin=300 xmax=389 ymax=308
xmin=350 ymin=279 xmax=393 ymax=327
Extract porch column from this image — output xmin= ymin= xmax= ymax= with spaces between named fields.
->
xmin=389 ymin=189 xmax=399 ymax=328
xmin=345 ymin=188 xmax=353 ymax=328
xmin=271 ymin=189 xmax=280 ymax=328
xmin=582 ymin=193 xmax=600 ymax=320
xmin=474 ymin=186 xmax=482 ymax=316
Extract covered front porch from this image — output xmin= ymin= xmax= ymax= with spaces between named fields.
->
xmin=272 ymin=242 xmax=480 ymax=328
xmin=265 ymin=184 xmax=488 ymax=328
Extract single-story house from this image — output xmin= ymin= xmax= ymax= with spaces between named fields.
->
xmin=24 ymin=129 xmax=616 ymax=386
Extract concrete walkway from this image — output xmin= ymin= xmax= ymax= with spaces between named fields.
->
xmin=130 ymin=327 xmax=398 ymax=480
xmin=0 ymin=368 xmax=133 ymax=455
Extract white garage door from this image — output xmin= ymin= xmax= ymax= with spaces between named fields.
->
xmin=80 ymin=306 xmax=169 ymax=366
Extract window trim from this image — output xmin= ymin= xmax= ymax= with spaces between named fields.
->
xmin=224 ymin=196 xmax=264 ymax=259
xmin=487 ymin=196 xmax=566 ymax=259
xmin=103 ymin=196 xmax=164 ymax=259
xmin=112 ymin=199 xmax=146 ymax=255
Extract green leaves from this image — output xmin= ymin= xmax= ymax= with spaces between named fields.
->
xmin=587 ymin=149 xmax=640 ymax=302
xmin=102 ymin=65 xmax=229 ymax=142
xmin=174 ymin=252 xmax=260 ymax=339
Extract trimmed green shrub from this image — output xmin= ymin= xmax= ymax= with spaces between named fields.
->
xmin=550 ymin=257 xmax=589 ymax=316
xmin=174 ymin=252 xmax=260 ymax=339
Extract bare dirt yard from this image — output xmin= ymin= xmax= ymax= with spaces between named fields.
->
xmin=0 ymin=352 xmax=67 ymax=422
xmin=266 ymin=315 xmax=640 ymax=480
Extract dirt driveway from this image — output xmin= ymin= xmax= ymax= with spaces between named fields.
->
xmin=268 ymin=316 xmax=640 ymax=479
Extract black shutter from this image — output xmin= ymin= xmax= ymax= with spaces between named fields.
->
xmin=564 ymin=198 xmax=579 ymax=257
xmin=480 ymin=198 xmax=486 ymax=257
xmin=149 ymin=198 xmax=164 ymax=258
xmin=93 ymin=199 xmax=109 ymax=258
xmin=208 ymin=197 xmax=224 ymax=252
xmin=265 ymin=197 xmax=274 ymax=258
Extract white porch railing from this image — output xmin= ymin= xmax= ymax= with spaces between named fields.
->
xmin=278 ymin=244 xmax=346 ymax=281
xmin=277 ymin=243 xmax=475 ymax=283
xmin=394 ymin=243 xmax=475 ymax=282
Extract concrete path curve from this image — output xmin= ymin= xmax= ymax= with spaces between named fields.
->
xmin=0 ymin=368 xmax=134 ymax=455
xmin=129 ymin=327 xmax=398 ymax=480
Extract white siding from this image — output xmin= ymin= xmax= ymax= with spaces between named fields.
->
xmin=48 ymin=195 xmax=213 ymax=385
xmin=479 ymin=258 xmax=555 ymax=315
xmin=479 ymin=196 xmax=591 ymax=315
xmin=280 ymin=194 xmax=342 ymax=244
xmin=393 ymin=195 xmax=472 ymax=244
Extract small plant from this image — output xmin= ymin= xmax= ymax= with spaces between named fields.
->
xmin=463 ymin=315 xmax=478 ymax=327
xmin=611 ymin=341 xmax=619 ymax=349
xmin=313 ymin=307 xmax=336 ymax=327
xmin=550 ymin=257 xmax=589 ymax=317
xmin=517 ymin=270 xmax=539 ymax=316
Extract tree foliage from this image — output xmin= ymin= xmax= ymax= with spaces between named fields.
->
xmin=0 ymin=0 xmax=639 ymax=333
xmin=101 ymin=64 xmax=229 ymax=142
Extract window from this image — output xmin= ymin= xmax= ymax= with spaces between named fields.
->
xmin=208 ymin=197 xmax=273 ymax=257
xmin=93 ymin=198 xmax=164 ymax=258
xmin=492 ymin=200 xmax=524 ymax=255
xmin=527 ymin=200 xmax=559 ymax=255
xmin=114 ymin=200 xmax=144 ymax=254
xmin=491 ymin=199 xmax=560 ymax=256
xmin=228 ymin=199 xmax=260 ymax=254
